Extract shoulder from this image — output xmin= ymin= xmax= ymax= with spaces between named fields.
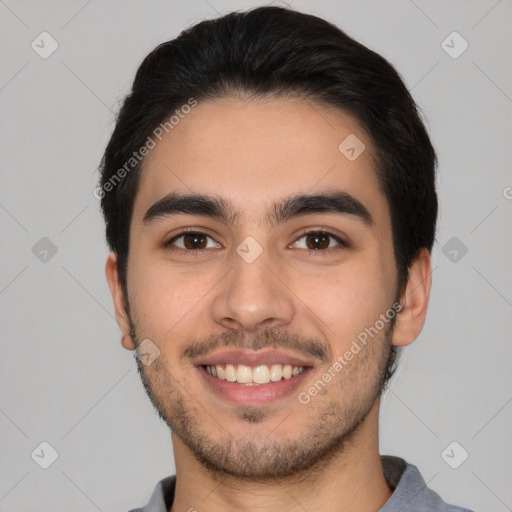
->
xmin=381 ymin=455 xmax=474 ymax=512
xmin=126 ymin=475 xmax=177 ymax=512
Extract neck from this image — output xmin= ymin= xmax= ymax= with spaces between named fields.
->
xmin=170 ymin=400 xmax=392 ymax=512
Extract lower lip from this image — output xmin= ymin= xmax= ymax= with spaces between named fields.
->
xmin=197 ymin=366 xmax=312 ymax=405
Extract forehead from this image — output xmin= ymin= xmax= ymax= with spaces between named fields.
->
xmin=132 ymin=97 xmax=389 ymax=230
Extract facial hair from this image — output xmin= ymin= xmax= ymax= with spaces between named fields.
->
xmin=127 ymin=308 xmax=397 ymax=482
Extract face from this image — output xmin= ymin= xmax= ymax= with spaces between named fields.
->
xmin=113 ymin=97 xmax=404 ymax=479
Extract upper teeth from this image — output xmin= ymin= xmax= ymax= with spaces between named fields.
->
xmin=205 ymin=364 xmax=304 ymax=385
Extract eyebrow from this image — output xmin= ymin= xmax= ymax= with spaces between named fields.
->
xmin=142 ymin=190 xmax=374 ymax=229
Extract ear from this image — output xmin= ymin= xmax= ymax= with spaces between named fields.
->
xmin=392 ymin=247 xmax=432 ymax=347
xmin=105 ymin=252 xmax=136 ymax=350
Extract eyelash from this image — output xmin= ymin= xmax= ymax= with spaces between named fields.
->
xmin=163 ymin=228 xmax=348 ymax=256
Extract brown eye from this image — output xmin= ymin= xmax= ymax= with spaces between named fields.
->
xmin=305 ymin=232 xmax=330 ymax=250
xmin=292 ymin=230 xmax=347 ymax=252
xmin=182 ymin=233 xmax=208 ymax=250
xmin=165 ymin=231 xmax=220 ymax=252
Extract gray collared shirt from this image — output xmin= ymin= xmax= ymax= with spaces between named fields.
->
xmin=128 ymin=455 xmax=474 ymax=512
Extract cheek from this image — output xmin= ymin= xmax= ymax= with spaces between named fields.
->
xmin=128 ymin=259 xmax=193 ymax=334
xmin=299 ymin=259 xmax=392 ymax=347
xmin=128 ymin=257 xmax=220 ymax=357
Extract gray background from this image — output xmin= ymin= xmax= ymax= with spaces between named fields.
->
xmin=1 ymin=0 xmax=511 ymax=510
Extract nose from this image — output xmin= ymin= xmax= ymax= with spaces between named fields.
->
xmin=210 ymin=244 xmax=295 ymax=332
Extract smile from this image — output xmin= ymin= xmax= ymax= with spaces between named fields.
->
xmin=193 ymin=348 xmax=315 ymax=405
xmin=204 ymin=363 xmax=305 ymax=385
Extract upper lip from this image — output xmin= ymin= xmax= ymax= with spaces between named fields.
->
xmin=192 ymin=348 xmax=316 ymax=368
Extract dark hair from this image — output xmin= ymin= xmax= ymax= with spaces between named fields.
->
xmin=99 ymin=6 xmax=438 ymax=387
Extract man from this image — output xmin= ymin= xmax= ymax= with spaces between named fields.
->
xmin=99 ymin=5 xmax=474 ymax=511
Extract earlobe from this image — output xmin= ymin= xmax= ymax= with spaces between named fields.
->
xmin=105 ymin=252 xmax=136 ymax=350
xmin=392 ymin=248 xmax=432 ymax=347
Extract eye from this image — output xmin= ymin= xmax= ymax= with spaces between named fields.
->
xmin=164 ymin=230 xmax=221 ymax=252
xmin=163 ymin=228 xmax=348 ymax=255
xmin=291 ymin=230 xmax=348 ymax=253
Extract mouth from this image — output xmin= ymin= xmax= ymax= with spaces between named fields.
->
xmin=194 ymin=349 xmax=314 ymax=405
xmin=204 ymin=363 xmax=305 ymax=385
